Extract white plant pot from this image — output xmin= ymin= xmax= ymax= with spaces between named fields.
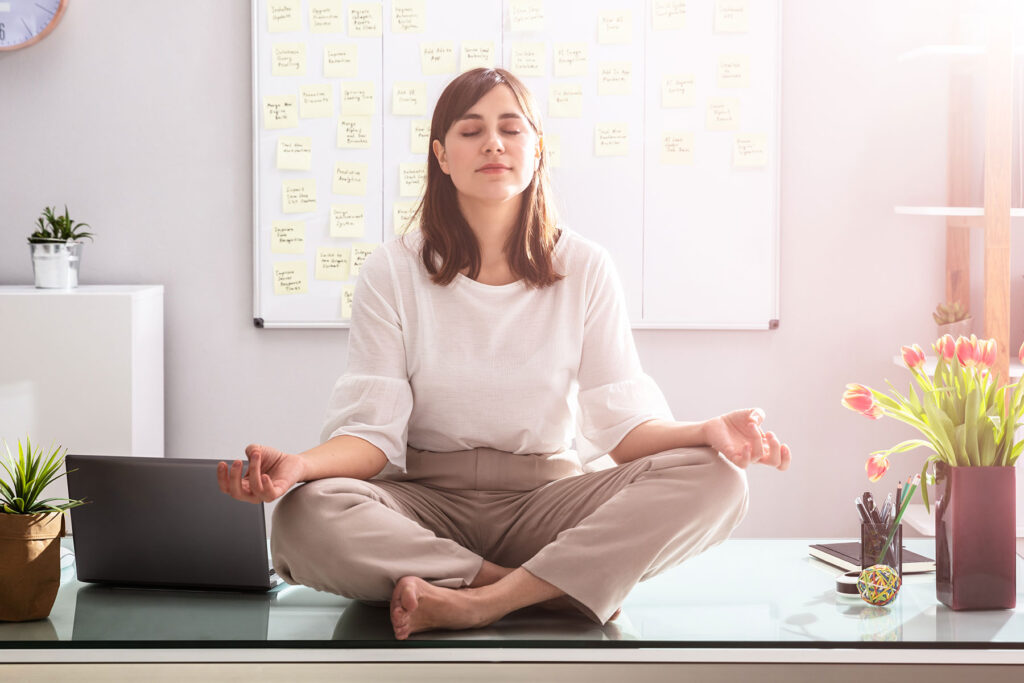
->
xmin=937 ymin=317 xmax=972 ymax=340
xmin=29 ymin=241 xmax=83 ymax=289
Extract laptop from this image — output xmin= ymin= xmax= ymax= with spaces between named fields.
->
xmin=66 ymin=454 xmax=283 ymax=592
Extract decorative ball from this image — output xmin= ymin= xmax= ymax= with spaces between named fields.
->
xmin=857 ymin=564 xmax=901 ymax=606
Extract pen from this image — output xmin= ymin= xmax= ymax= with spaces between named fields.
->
xmin=855 ymin=497 xmax=874 ymax=526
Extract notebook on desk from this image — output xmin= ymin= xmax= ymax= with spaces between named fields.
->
xmin=808 ymin=542 xmax=936 ymax=574
xmin=66 ymin=454 xmax=282 ymax=592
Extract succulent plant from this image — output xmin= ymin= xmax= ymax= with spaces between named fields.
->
xmin=28 ymin=205 xmax=94 ymax=244
xmin=933 ymin=301 xmax=969 ymax=325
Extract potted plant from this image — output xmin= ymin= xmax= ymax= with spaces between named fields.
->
xmin=0 ymin=438 xmax=87 ymax=622
xmin=842 ymin=335 xmax=1021 ymax=610
xmin=932 ymin=301 xmax=971 ymax=340
xmin=28 ymin=205 xmax=94 ymax=289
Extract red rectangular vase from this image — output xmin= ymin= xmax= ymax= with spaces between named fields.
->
xmin=934 ymin=462 xmax=1017 ymax=610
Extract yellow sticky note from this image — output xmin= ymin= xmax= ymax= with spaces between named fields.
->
xmin=598 ymin=62 xmax=631 ymax=96
xmin=271 ymin=220 xmax=305 ymax=254
xmin=337 ymin=116 xmax=372 ymax=149
xmin=393 ymin=0 xmax=426 ymax=33
xmin=316 ymin=247 xmax=351 ymax=281
xmin=282 ymin=178 xmax=317 ymax=213
xmin=351 ymin=243 xmax=378 ymax=278
xmin=399 ymin=162 xmax=427 ymax=198
xmin=661 ymin=74 xmax=695 ymax=107
xmin=652 ymin=0 xmax=686 ymax=30
xmin=340 ymin=284 xmax=356 ymax=319
xmin=421 ymin=41 xmax=456 ymax=75
xmin=595 ymin=123 xmax=629 ymax=157
xmin=598 ymin=10 xmax=632 ymax=44
xmin=324 ymin=44 xmax=358 ymax=78
xmin=333 ymin=162 xmax=368 ymax=196
xmin=733 ymin=133 xmax=767 ymax=167
xmin=272 ymin=43 xmax=306 ymax=76
xmin=715 ymin=0 xmax=748 ymax=33
xmin=341 ymin=82 xmax=376 ymax=115
xmin=706 ymin=97 xmax=740 ymax=131
xmin=393 ymin=82 xmax=427 ymax=116
xmin=348 ymin=2 xmax=383 ymax=37
xmin=264 ymin=96 xmax=298 ymax=129
xmin=554 ymin=43 xmax=588 ymax=78
xmin=411 ymin=119 xmax=431 ymax=154
xmin=300 ymin=84 xmax=333 ymax=118
xmin=510 ymin=0 xmax=545 ymax=32
xmin=660 ymin=131 xmax=694 ymax=165
xmin=330 ymin=204 xmax=366 ymax=237
xmin=273 ymin=261 xmax=308 ymax=295
xmin=549 ymin=84 xmax=583 ymax=118
xmin=544 ymin=133 xmax=561 ymax=168
xmin=268 ymin=0 xmax=301 ymax=33
xmin=718 ymin=54 xmax=750 ymax=88
xmin=276 ymin=136 xmax=313 ymax=170
xmin=309 ymin=0 xmax=343 ymax=32
xmin=509 ymin=43 xmax=545 ymax=78
xmin=393 ymin=201 xmax=420 ymax=235
xmin=461 ymin=41 xmax=495 ymax=71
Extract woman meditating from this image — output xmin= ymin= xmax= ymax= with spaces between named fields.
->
xmin=218 ymin=68 xmax=791 ymax=641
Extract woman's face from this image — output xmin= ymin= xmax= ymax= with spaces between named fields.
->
xmin=432 ymin=84 xmax=541 ymax=208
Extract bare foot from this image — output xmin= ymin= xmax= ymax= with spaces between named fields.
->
xmin=390 ymin=576 xmax=493 ymax=640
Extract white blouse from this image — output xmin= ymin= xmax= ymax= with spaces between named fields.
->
xmin=320 ymin=227 xmax=674 ymax=473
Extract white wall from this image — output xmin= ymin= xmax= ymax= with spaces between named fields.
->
xmin=1 ymin=1 xmax=1017 ymax=539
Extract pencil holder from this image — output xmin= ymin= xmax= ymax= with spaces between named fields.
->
xmin=860 ymin=522 xmax=902 ymax=579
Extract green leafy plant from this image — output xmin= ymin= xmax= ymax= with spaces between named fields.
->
xmin=933 ymin=301 xmax=969 ymax=325
xmin=0 ymin=438 xmax=87 ymax=515
xmin=28 ymin=205 xmax=94 ymax=244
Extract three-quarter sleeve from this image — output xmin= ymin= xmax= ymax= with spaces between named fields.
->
xmin=575 ymin=248 xmax=674 ymax=466
xmin=320 ymin=248 xmax=414 ymax=472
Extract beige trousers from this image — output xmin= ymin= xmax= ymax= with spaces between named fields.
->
xmin=270 ymin=445 xmax=748 ymax=625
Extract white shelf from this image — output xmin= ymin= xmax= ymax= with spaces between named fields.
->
xmin=894 ymin=206 xmax=1024 ymax=217
xmin=891 ymin=354 xmax=1023 ymax=380
xmin=903 ymin=503 xmax=1024 ymax=538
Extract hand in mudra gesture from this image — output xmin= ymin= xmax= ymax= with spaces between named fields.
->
xmin=703 ymin=408 xmax=791 ymax=470
xmin=217 ymin=444 xmax=305 ymax=504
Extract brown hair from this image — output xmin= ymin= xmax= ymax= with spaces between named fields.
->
xmin=406 ymin=68 xmax=563 ymax=289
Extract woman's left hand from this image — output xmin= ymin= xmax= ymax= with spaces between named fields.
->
xmin=703 ymin=408 xmax=791 ymax=470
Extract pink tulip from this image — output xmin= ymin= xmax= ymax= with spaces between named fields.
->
xmin=842 ymin=383 xmax=883 ymax=419
xmin=1019 ymin=340 xmax=1024 ymax=365
xmin=865 ymin=453 xmax=890 ymax=482
xmin=933 ymin=334 xmax=956 ymax=361
xmin=955 ymin=335 xmax=979 ymax=368
xmin=901 ymin=344 xmax=926 ymax=370
xmin=979 ymin=339 xmax=997 ymax=369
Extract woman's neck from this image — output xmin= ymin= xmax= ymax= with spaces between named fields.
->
xmin=456 ymin=193 xmax=522 ymax=267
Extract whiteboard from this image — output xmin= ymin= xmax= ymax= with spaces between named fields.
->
xmin=252 ymin=0 xmax=780 ymax=329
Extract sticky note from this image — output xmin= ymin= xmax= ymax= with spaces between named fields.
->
xmin=271 ymin=220 xmax=305 ymax=254
xmin=392 ymin=0 xmax=426 ymax=33
xmin=718 ymin=54 xmax=750 ymax=88
xmin=660 ymin=131 xmax=694 ymax=165
xmin=330 ymin=204 xmax=366 ymax=237
xmin=282 ymin=178 xmax=317 ymax=213
xmin=393 ymin=82 xmax=427 ymax=116
xmin=595 ymin=123 xmax=629 ymax=156
xmin=268 ymin=0 xmax=301 ymax=33
xmin=714 ymin=0 xmax=748 ymax=33
xmin=411 ymin=119 xmax=431 ymax=154
xmin=652 ymin=0 xmax=686 ymax=30
xmin=273 ymin=261 xmax=308 ymax=295
xmin=598 ymin=62 xmax=631 ymax=96
xmin=341 ymin=82 xmax=375 ymax=115
xmin=272 ymin=43 xmax=306 ymax=76
xmin=661 ymin=74 xmax=695 ymax=107
xmin=276 ymin=136 xmax=313 ymax=170
xmin=299 ymin=84 xmax=333 ymax=118
xmin=510 ymin=0 xmax=545 ymax=32
xmin=264 ymin=96 xmax=298 ymax=129
xmin=554 ymin=43 xmax=588 ymax=78
xmin=324 ymin=44 xmax=358 ymax=78
xmin=309 ymin=0 xmax=343 ymax=32
xmin=544 ymin=133 xmax=561 ymax=168
xmin=393 ymin=201 xmax=420 ymax=235
xmin=598 ymin=10 xmax=632 ymax=44
xmin=348 ymin=2 xmax=383 ymax=37
xmin=333 ymin=162 xmax=368 ymax=195
xmin=509 ymin=43 xmax=545 ymax=78
xmin=337 ymin=116 xmax=372 ymax=149
xmin=461 ymin=41 xmax=495 ymax=71
xmin=399 ymin=162 xmax=428 ymax=197
xmin=316 ymin=247 xmax=351 ymax=281
xmin=706 ymin=97 xmax=740 ymax=131
xmin=733 ymin=133 xmax=767 ymax=167
xmin=549 ymin=84 xmax=583 ymax=118
xmin=421 ymin=41 xmax=456 ymax=75
xmin=351 ymin=243 xmax=378 ymax=277
xmin=340 ymin=284 xmax=356 ymax=319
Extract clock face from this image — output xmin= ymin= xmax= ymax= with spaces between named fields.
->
xmin=0 ymin=0 xmax=68 ymax=51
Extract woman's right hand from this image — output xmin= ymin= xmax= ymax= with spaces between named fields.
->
xmin=217 ymin=444 xmax=305 ymax=504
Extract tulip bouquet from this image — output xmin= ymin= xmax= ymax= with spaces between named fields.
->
xmin=842 ymin=334 xmax=1024 ymax=510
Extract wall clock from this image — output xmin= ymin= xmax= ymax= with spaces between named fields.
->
xmin=0 ymin=0 xmax=69 ymax=51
